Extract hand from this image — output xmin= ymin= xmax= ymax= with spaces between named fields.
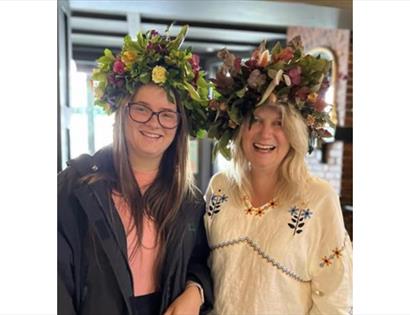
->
xmin=163 ymin=286 xmax=202 ymax=315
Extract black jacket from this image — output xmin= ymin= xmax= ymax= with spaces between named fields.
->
xmin=58 ymin=146 xmax=213 ymax=315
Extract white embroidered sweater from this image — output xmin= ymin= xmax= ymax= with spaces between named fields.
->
xmin=204 ymin=171 xmax=352 ymax=315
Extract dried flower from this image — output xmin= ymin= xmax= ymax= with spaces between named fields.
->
xmin=307 ymin=92 xmax=318 ymax=103
xmin=306 ymin=115 xmax=316 ymax=127
xmin=295 ymin=86 xmax=310 ymax=100
xmin=228 ymin=119 xmax=238 ymax=129
xmin=276 ymin=47 xmax=294 ymax=62
xmin=288 ymin=66 xmax=302 ymax=85
xmin=217 ymin=48 xmax=237 ymax=70
xmin=219 ymin=102 xmax=227 ymax=111
xmin=247 ymin=69 xmax=266 ymax=89
xmin=257 ymin=50 xmax=271 ymax=67
xmin=313 ymin=98 xmax=327 ymax=112
xmin=215 ymin=67 xmax=234 ymax=90
xmin=208 ymin=99 xmax=220 ymax=111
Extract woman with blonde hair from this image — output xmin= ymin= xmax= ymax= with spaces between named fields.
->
xmin=58 ymin=26 xmax=214 ymax=315
xmin=204 ymin=37 xmax=352 ymax=314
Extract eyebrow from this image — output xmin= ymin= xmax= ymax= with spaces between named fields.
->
xmin=133 ymin=101 xmax=176 ymax=111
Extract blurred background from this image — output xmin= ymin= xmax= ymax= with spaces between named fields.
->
xmin=58 ymin=0 xmax=352 ymax=238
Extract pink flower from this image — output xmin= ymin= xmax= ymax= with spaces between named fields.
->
xmin=113 ymin=59 xmax=125 ymax=74
xmin=313 ymin=98 xmax=327 ymax=112
xmin=295 ymin=86 xmax=310 ymax=100
xmin=234 ymin=57 xmax=242 ymax=72
xmin=288 ymin=66 xmax=302 ymax=85
xmin=107 ymin=73 xmax=124 ymax=88
xmin=189 ymin=54 xmax=200 ymax=73
xmin=318 ymin=77 xmax=330 ymax=98
xmin=245 ymin=59 xmax=257 ymax=70
xmin=107 ymin=73 xmax=116 ymax=85
xmin=275 ymin=47 xmax=294 ymax=62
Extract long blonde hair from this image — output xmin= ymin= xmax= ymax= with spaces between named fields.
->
xmin=229 ymin=101 xmax=311 ymax=204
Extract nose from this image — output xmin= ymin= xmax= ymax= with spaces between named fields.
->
xmin=259 ymin=121 xmax=274 ymax=139
xmin=144 ymin=112 xmax=161 ymax=128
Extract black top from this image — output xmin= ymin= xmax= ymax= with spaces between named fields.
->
xmin=58 ymin=145 xmax=213 ymax=315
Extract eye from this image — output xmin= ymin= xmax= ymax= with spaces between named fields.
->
xmin=131 ymin=104 xmax=149 ymax=113
xmin=161 ymin=111 xmax=177 ymax=119
xmin=273 ymin=120 xmax=282 ymax=127
xmin=253 ymin=115 xmax=262 ymax=123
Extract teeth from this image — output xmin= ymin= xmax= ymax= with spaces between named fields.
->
xmin=141 ymin=131 xmax=161 ymax=139
xmin=253 ymin=143 xmax=276 ymax=151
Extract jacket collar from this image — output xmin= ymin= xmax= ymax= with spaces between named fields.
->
xmin=69 ymin=146 xmax=133 ymax=312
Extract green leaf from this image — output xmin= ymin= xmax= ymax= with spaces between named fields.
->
xmin=271 ymin=41 xmax=282 ymax=56
xmin=196 ymin=129 xmax=207 ymax=139
xmin=139 ymin=72 xmax=151 ymax=84
xmin=219 ymin=143 xmax=232 ymax=160
xmin=219 ymin=130 xmax=231 ymax=148
xmin=183 ymin=99 xmax=193 ymax=110
xmin=91 ymin=70 xmax=106 ymax=82
xmin=97 ymin=55 xmax=114 ymax=65
xmin=207 ymin=122 xmax=220 ymax=139
xmin=104 ymin=49 xmax=115 ymax=60
xmin=211 ymin=142 xmax=219 ymax=161
xmin=235 ymin=87 xmax=246 ymax=98
xmin=228 ymin=103 xmax=240 ymax=124
xmin=170 ymin=24 xmax=188 ymax=49
xmin=184 ymin=82 xmax=202 ymax=102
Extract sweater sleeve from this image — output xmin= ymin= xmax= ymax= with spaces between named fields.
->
xmin=308 ymin=187 xmax=353 ymax=315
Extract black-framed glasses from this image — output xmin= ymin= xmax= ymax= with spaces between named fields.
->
xmin=127 ymin=102 xmax=180 ymax=129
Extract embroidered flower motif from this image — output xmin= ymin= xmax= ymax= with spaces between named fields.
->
xmin=319 ymin=233 xmax=349 ymax=268
xmin=220 ymin=195 xmax=229 ymax=203
xmin=332 ymin=247 xmax=343 ymax=258
xmin=303 ymin=209 xmax=313 ymax=219
xmin=245 ymin=208 xmax=253 ymax=215
xmin=289 ymin=207 xmax=298 ymax=216
xmin=321 ymin=256 xmax=332 ymax=266
xmin=243 ymin=196 xmax=278 ymax=217
xmin=207 ymin=189 xmax=228 ymax=217
xmin=288 ymin=206 xmax=313 ymax=235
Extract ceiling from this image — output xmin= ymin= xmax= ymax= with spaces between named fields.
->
xmin=281 ymin=0 xmax=352 ymax=10
xmin=68 ymin=0 xmax=352 ymax=64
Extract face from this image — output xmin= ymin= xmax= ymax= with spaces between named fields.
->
xmin=124 ymin=84 xmax=178 ymax=163
xmin=241 ymin=105 xmax=290 ymax=173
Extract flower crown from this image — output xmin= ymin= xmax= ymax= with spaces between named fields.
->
xmin=91 ymin=25 xmax=213 ymax=138
xmin=208 ymin=36 xmax=335 ymax=160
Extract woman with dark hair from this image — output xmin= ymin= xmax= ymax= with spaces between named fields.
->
xmin=204 ymin=38 xmax=352 ymax=314
xmin=58 ymin=26 xmax=213 ymax=315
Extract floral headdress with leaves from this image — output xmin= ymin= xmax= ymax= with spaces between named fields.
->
xmin=208 ymin=36 xmax=335 ymax=159
xmin=91 ymin=25 xmax=213 ymax=138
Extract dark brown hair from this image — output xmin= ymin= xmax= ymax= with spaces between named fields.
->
xmin=112 ymin=83 xmax=194 ymax=288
